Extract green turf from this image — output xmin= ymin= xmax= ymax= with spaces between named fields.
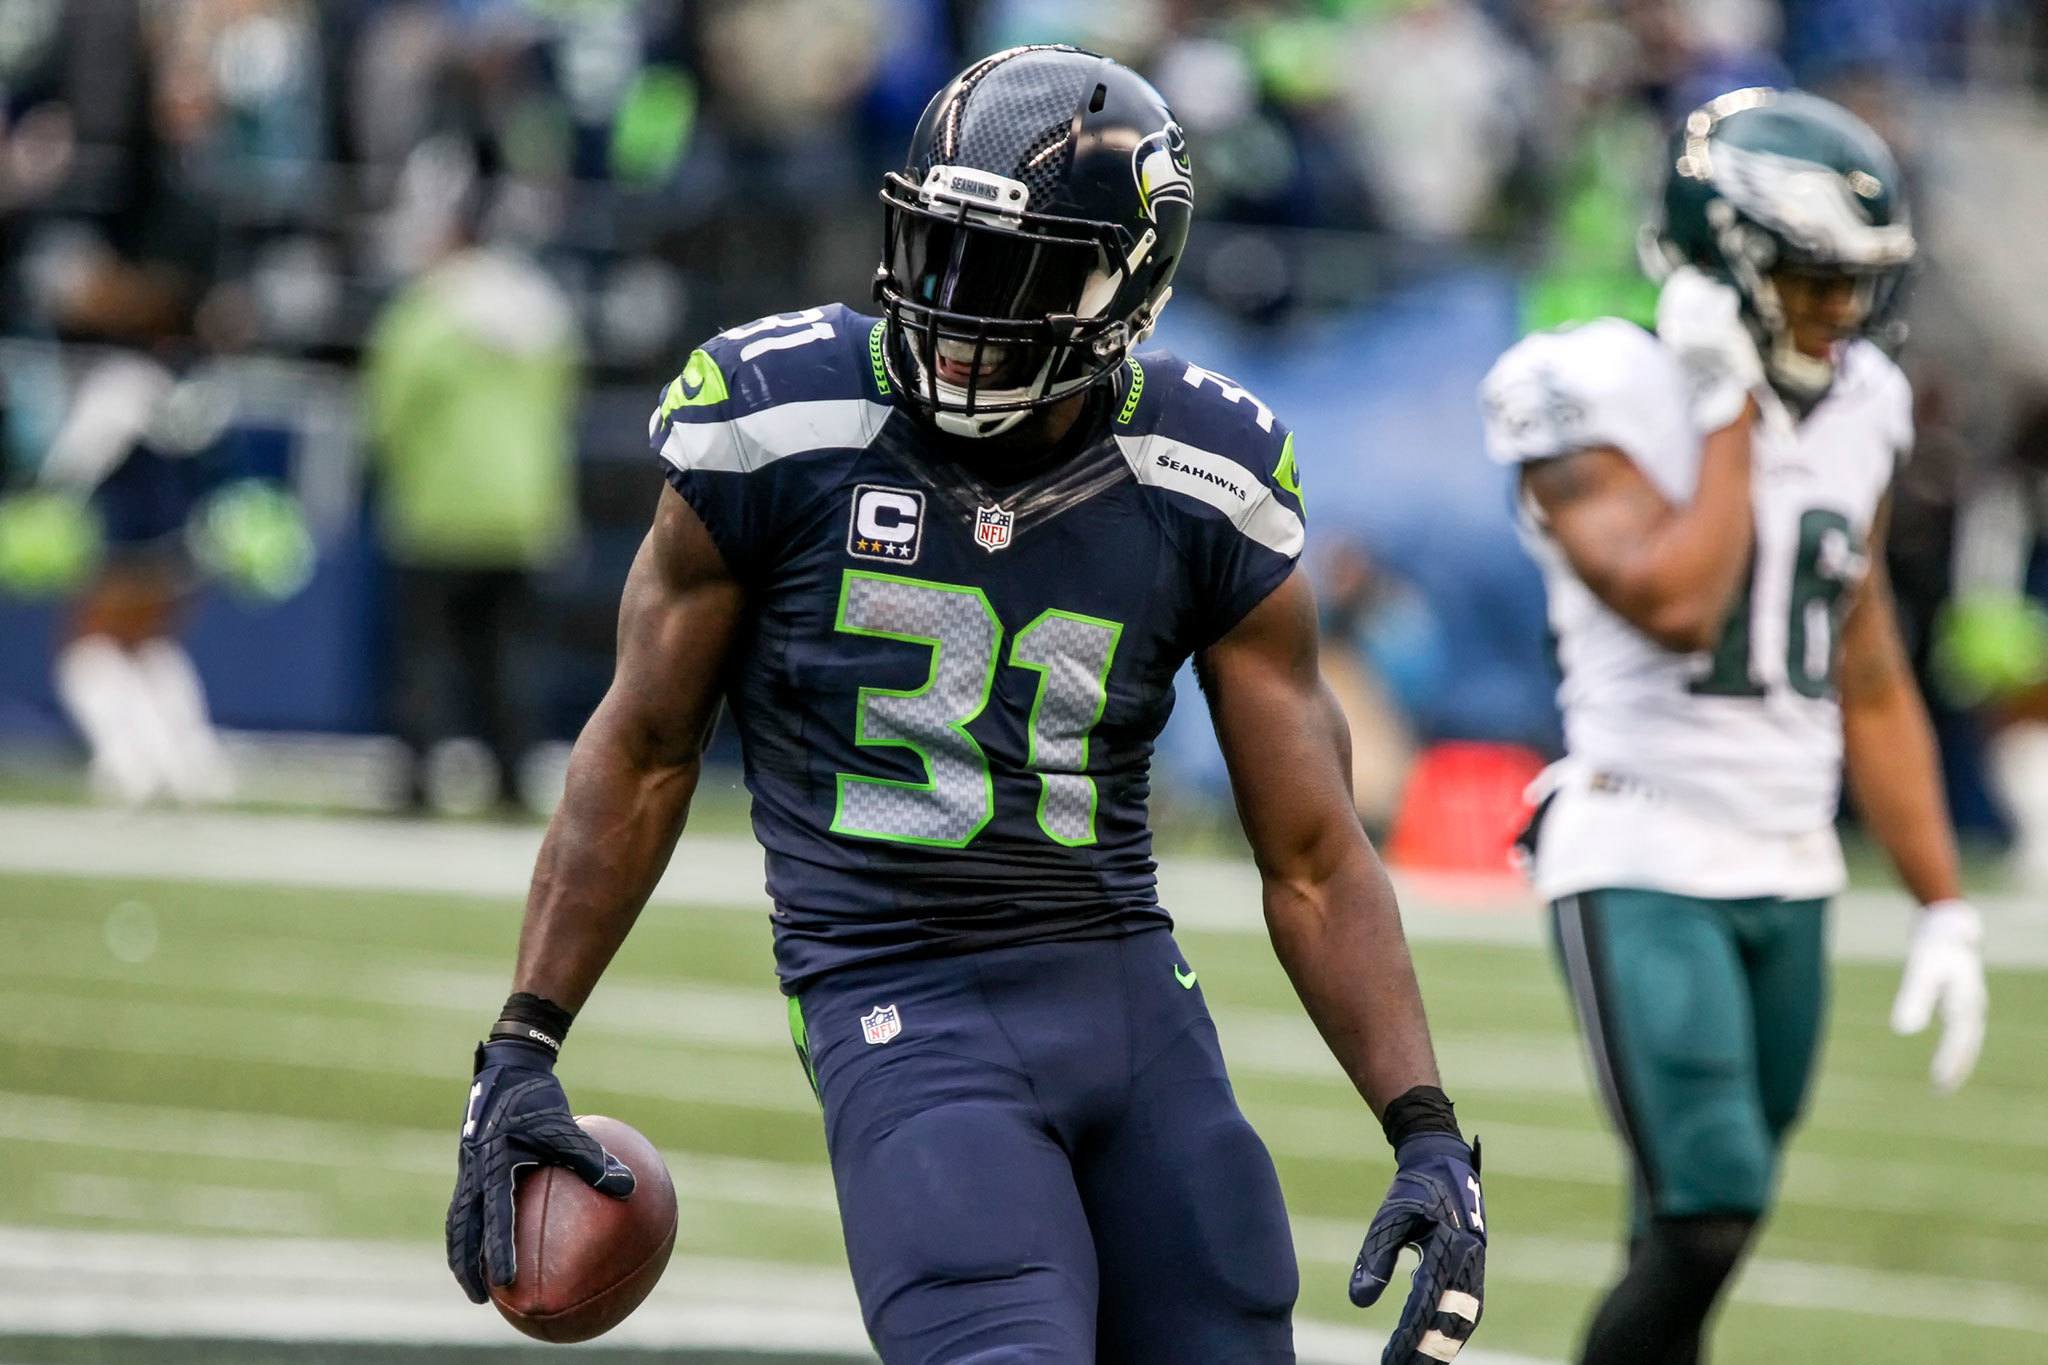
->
xmin=1 ymin=871 xmax=2043 ymax=1362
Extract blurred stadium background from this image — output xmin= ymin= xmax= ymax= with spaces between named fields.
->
xmin=1 ymin=1 xmax=2046 ymax=1362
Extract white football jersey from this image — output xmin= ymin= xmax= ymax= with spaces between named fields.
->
xmin=1481 ymin=319 xmax=1911 ymax=899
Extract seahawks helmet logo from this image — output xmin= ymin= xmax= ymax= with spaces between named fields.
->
xmin=1133 ymin=122 xmax=1193 ymax=221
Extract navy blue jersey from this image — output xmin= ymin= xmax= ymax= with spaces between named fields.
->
xmin=649 ymin=305 xmax=1305 ymax=987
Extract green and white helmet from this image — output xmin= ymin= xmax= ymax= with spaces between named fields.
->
xmin=1647 ymin=87 xmax=1916 ymax=399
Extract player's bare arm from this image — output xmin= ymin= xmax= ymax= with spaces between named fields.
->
xmin=1839 ymin=501 xmax=1962 ymax=906
xmin=1838 ymin=498 xmax=1988 ymax=1090
xmin=1522 ymin=402 xmax=1757 ymax=653
xmin=444 ymin=486 xmax=742 ymax=1303
xmin=511 ymin=486 xmax=744 ymax=1009
xmin=1200 ymin=569 xmax=1438 ymax=1110
xmin=1201 ymin=568 xmax=1486 ymax=1364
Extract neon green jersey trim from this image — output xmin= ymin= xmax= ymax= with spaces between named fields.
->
xmin=1272 ymin=431 xmax=1304 ymax=507
xmin=787 ymin=996 xmax=821 ymax=1104
xmin=659 ymin=348 xmax=729 ymax=423
xmin=868 ymin=321 xmax=892 ymax=396
xmin=1116 ymin=359 xmax=1146 ymax=425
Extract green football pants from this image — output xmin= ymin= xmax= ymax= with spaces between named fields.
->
xmin=1550 ymin=888 xmax=1829 ymax=1222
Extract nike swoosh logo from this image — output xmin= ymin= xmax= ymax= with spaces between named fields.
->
xmin=1174 ymin=963 xmax=1197 ymax=990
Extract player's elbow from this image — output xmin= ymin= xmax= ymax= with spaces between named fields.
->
xmin=581 ymin=691 xmax=708 ymax=777
xmin=1603 ymin=588 xmax=1722 ymax=653
xmin=1252 ymin=814 xmax=1379 ymax=911
xmin=1638 ymin=602 xmax=1725 ymax=654
xmin=1600 ymin=567 xmax=1729 ymax=654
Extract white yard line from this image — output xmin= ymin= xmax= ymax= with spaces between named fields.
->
xmin=0 ymin=1226 xmax=1557 ymax=1365
xmin=5 ymin=803 xmax=2046 ymax=966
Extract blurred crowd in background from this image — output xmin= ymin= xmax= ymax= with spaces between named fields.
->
xmin=6 ymin=0 xmax=2048 ymax=878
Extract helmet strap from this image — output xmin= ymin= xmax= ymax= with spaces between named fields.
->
xmin=1766 ymin=329 xmax=1835 ymax=406
xmin=1714 ymin=217 xmax=1836 ymax=406
xmin=1745 ymin=272 xmax=1836 ymax=405
xmin=928 ymin=349 xmax=1060 ymax=439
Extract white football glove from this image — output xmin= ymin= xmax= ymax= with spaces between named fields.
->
xmin=1889 ymin=900 xmax=1988 ymax=1094
xmin=1655 ymin=266 xmax=1764 ymax=433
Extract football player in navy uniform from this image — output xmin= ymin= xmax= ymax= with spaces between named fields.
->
xmin=446 ymin=47 xmax=1486 ymax=1364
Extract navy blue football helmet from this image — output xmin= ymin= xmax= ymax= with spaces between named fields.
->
xmin=876 ymin=46 xmax=1192 ymax=438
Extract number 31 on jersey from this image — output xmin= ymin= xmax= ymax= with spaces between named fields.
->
xmin=830 ymin=570 xmax=1123 ymax=850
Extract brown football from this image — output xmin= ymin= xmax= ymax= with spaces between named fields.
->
xmin=488 ymin=1115 xmax=679 ymax=1343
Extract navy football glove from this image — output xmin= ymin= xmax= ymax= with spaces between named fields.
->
xmin=445 ymin=1038 xmax=635 ymax=1303
xmin=1351 ymin=1134 xmax=1486 ymax=1364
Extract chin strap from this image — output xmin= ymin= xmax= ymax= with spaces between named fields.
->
xmin=1711 ymin=210 xmax=1837 ymax=408
xmin=1766 ymin=332 xmax=1835 ymax=405
xmin=929 ymin=348 xmax=1060 ymax=440
xmin=925 ymin=347 xmax=1108 ymax=441
xmin=934 ymin=406 xmax=1033 ymax=440
xmin=1747 ymin=264 xmax=1836 ymax=406
xmin=909 ymin=292 xmax=1171 ymax=442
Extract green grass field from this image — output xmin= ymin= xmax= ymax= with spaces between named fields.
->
xmin=2 ymin=838 xmax=2044 ymax=1363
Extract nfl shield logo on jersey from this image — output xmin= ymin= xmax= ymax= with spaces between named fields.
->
xmin=973 ymin=503 xmax=1014 ymax=553
xmin=861 ymin=1004 xmax=902 ymax=1045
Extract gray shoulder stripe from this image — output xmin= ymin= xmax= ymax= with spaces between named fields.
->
xmin=1113 ymin=433 xmax=1304 ymax=558
xmin=660 ymin=398 xmax=891 ymax=475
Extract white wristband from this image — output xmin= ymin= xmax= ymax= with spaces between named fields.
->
xmin=1918 ymin=899 xmax=1982 ymax=942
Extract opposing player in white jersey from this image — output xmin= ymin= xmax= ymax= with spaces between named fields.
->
xmin=1481 ymin=89 xmax=1988 ymax=1364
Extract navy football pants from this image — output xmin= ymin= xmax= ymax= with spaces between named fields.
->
xmin=790 ymin=926 xmax=1299 ymax=1364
